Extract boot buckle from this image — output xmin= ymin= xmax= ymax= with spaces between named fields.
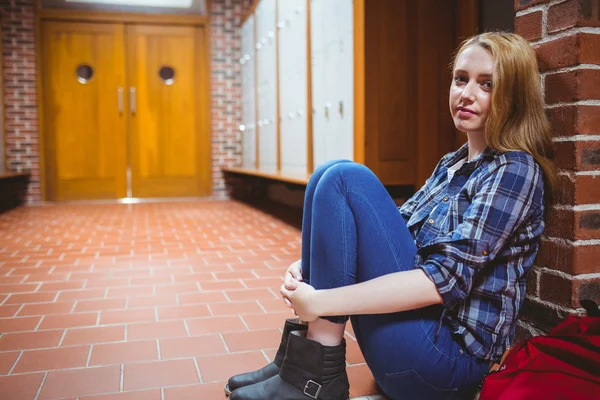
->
xmin=303 ymin=380 xmax=322 ymax=399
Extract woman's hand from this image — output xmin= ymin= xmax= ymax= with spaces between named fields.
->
xmin=282 ymin=260 xmax=303 ymax=308
xmin=280 ymin=280 xmax=319 ymax=322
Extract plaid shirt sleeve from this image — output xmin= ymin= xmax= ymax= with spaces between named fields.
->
xmin=417 ymin=154 xmax=543 ymax=307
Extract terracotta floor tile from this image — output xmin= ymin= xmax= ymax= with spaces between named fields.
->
xmin=0 ymin=305 xmax=21 ymax=318
xmin=0 ymin=283 xmax=39 ymax=294
xmin=222 ymin=329 xmax=282 ymax=352
xmin=90 ymin=340 xmax=158 ymax=365
xmin=0 ymin=372 xmax=45 ymax=400
xmin=348 ymin=364 xmax=380 ymax=397
xmin=209 ymin=301 xmax=264 ymax=316
xmin=0 ymin=330 xmax=64 ymax=351
xmin=4 ymin=292 xmax=57 ymax=304
xmin=178 ymin=291 xmax=228 ymax=305
xmin=127 ymin=320 xmax=187 ymax=340
xmin=39 ymin=365 xmax=121 ymax=399
xmin=257 ymin=298 xmax=292 ymax=313
xmin=0 ymin=202 xmax=378 ymax=398
xmin=154 ymin=282 xmax=200 ymax=295
xmin=127 ymin=294 xmax=178 ymax=308
xmin=242 ymin=277 xmax=285 ymax=289
xmin=61 ymin=325 xmax=125 ymax=347
xmin=123 ymin=359 xmax=200 ymax=390
xmin=0 ymin=316 xmax=40 ymax=333
xmin=13 ymin=345 xmax=90 ymax=373
xmin=163 ymin=382 xmax=226 ymax=400
xmin=75 ymin=299 xmax=126 ymax=313
xmin=160 ymin=334 xmax=227 ymax=359
xmin=18 ymin=301 xmax=75 ymax=316
xmin=186 ymin=316 xmax=247 ymax=335
xmin=57 ymin=289 xmax=106 ymax=302
xmin=157 ymin=304 xmax=211 ymax=320
xmin=39 ymin=313 xmax=98 ymax=330
xmin=226 ymin=288 xmax=277 ymax=301
xmin=39 ymin=281 xmax=86 ymax=292
xmin=100 ymin=308 xmax=156 ymax=325
xmin=241 ymin=312 xmax=289 ymax=331
xmin=196 ymin=352 xmax=268 ymax=382
xmin=0 ymin=351 xmax=19 ymax=374
xmin=347 ymin=338 xmax=367 ymax=365
xmin=79 ymin=389 xmax=162 ymax=400
xmin=199 ymin=280 xmax=245 ymax=291
xmin=107 ymin=286 xmax=154 ymax=298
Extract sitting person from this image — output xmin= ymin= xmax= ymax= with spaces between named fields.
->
xmin=226 ymin=31 xmax=555 ymax=400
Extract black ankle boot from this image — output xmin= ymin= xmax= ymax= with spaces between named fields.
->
xmin=225 ymin=318 xmax=308 ymax=395
xmin=230 ymin=332 xmax=350 ymax=400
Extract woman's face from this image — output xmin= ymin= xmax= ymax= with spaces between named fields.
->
xmin=449 ymin=45 xmax=494 ymax=136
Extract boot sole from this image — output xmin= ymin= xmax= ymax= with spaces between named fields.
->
xmin=224 ymin=383 xmax=231 ymax=396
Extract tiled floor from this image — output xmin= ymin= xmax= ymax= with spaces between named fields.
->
xmin=0 ymin=200 xmax=381 ymax=399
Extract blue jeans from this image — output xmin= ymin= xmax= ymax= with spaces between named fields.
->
xmin=300 ymin=160 xmax=489 ymax=400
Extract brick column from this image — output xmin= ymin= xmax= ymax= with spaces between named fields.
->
xmin=1 ymin=0 xmax=40 ymax=203
xmin=514 ymin=0 xmax=600 ymax=338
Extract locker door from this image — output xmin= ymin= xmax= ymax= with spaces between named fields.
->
xmin=242 ymin=15 xmax=256 ymax=169
xmin=282 ymin=0 xmax=308 ymax=174
xmin=332 ymin=30 xmax=354 ymax=161
xmin=257 ymin=0 xmax=278 ymax=169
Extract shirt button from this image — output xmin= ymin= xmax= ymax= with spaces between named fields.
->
xmin=429 ymin=219 xmax=434 ymax=224
xmin=482 ymin=250 xmax=488 ymax=255
xmin=459 ymin=349 xmax=464 ymax=355
xmin=443 ymin=196 xmax=449 ymax=202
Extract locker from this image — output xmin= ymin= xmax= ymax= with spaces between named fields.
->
xmin=241 ymin=15 xmax=256 ymax=169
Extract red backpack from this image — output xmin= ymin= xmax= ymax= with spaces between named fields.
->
xmin=479 ymin=300 xmax=600 ymax=400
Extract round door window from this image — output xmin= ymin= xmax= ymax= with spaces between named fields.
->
xmin=76 ymin=64 xmax=94 ymax=84
xmin=159 ymin=66 xmax=175 ymax=85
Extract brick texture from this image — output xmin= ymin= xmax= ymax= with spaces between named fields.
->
xmin=547 ymin=0 xmax=600 ymax=33
xmin=0 ymin=0 xmax=252 ymax=203
xmin=1 ymin=0 xmax=40 ymax=203
xmin=516 ymin=0 xmax=600 ymax=339
xmin=515 ymin=11 xmax=543 ymax=41
xmin=209 ymin=0 xmax=253 ymax=198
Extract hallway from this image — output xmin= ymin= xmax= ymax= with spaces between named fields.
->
xmin=0 ymin=201 xmax=377 ymax=399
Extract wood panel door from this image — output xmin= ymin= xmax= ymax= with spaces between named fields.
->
xmin=126 ymin=25 xmax=210 ymax=198
xmin=42 ymin=22 xmax=127 ymax=201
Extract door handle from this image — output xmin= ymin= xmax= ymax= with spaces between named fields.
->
xmin=130 ymin=87 xmax=136 ymax=115
xmin=118 ymin=87 xmax=123 ymax=114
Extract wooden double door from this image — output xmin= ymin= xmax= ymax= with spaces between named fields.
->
xmin=41 ymin=21 xmax=211 ymax=201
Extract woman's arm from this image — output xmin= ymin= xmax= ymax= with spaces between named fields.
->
xmin=314 ymin=269 xmax=442 ymax=317
xmin=281 ymin=269 xmax=442 ymax=321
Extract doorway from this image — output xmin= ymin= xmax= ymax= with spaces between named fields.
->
xmin=41 ymin=21 xmax=211 ymax=201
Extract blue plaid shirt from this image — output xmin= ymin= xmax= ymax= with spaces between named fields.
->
xmin=400 ymin=143 xmax=545 ymax=361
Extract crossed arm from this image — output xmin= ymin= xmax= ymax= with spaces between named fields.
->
xmin=280 ymin=261 xmax=443 ymax=322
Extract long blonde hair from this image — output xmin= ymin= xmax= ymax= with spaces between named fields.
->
xmin=453 ymin=32 xmax=556 ymax=204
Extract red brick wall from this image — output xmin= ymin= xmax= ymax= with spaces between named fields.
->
xmin=0 ymin=0 xmax=250 ymax=202
xmin=210 ymin=0 xmax=252 ymax=198
xmin=515 ymin=0 xmax=600 ymax=337
xmin=1 ymin=0 xmax=40 ymax=203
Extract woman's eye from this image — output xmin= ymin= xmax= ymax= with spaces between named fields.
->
xmin=482 ymin=81 xmax=493 ymax=89
xmin=454 ymin=76 xmax=466 ymax=84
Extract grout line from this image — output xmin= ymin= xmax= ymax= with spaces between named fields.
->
xmin=33 ymin=371 xmax=48 ymax=400
xmin=120 ymin=364 xmax=124 ymax=392
xmin=256 ymin=300 xmax=268 ymax=314
xmin=219 ymin=333 xmax=231 ymax=353
xmin=58 ymin=329 xmax=68 ymax=347
xmin=7 ymin=351 xmax=24 ymax=375
xmin=156 ymin=339 xmax=162 ymax=360
xmin=34 ymin=316 xmax=44 ymax=331
xmin=161 ymin=387 xmax=165 ymax=400
xmin=86 ymin=345 xmax=93 ymax=367
xmin=183 ymin=319 xmax=191 ymax=337
xmin=239 ymin=315 xmax=250 ymax=331
xmin=193 ymin=356 xmax=203 ymax=384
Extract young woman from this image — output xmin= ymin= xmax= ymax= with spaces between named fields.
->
xmin=227 ymin=32 xmax=555 ymax=400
